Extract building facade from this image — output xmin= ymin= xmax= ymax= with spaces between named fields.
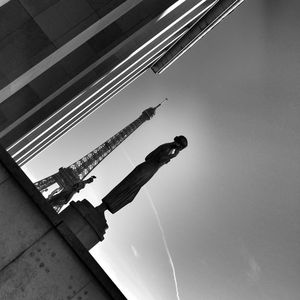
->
xmin=0 ymin=0 xmax=244 ymax=166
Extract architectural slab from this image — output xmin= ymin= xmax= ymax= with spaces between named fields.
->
xmin=0 ymin=176 xmax=52 ymax=270
xmin=19 ymin=0 xmax=60 ymax=17
xmin=0 ymin=229 xmax=96 ymax=300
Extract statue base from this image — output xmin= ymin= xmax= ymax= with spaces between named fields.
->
xmin=60 ymin=199 xmax=108 ymax=250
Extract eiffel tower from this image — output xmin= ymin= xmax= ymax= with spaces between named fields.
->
xmin=34 ymin=99 xmax=167 ymax=211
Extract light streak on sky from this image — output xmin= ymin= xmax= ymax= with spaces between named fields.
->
xmin=143 ymin=188 xmax=181 ymax=300
xmin=121 ymin=147 xmax=181 ymax=300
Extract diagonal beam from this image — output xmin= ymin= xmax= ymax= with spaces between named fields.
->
xmin=151 ymin=0 xmax=245 ymax=74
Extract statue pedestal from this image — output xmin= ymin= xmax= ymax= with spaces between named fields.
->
xmin=60 ymin=199 xmax=108 ymax=250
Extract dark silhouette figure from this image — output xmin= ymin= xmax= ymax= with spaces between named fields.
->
xmin=49 ymin=176 xmax=96 ymax=207
xmin=99 ymin=136 xmax=188 ymax=214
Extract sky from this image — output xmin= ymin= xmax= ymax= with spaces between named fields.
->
xmin=23 ymin=0 xmax=300 ymax=299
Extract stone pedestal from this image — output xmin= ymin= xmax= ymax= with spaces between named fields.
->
xmin=60 ymin=200 xmax=108 ymax=250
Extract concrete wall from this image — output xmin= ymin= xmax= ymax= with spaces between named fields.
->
xmin=0 ymin=0 xmax=126 ymax=135
xmin=0 ymin=0 xmax=175 ymax=151
xmin=0 ymin=146 xmax=126 ymax=299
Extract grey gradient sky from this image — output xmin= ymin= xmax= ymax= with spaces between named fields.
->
xmin=24 ymin=0 xmax=300 ymax=299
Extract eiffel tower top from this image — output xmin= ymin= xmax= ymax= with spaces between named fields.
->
xmin=68 ymin=99 xmax=168 ymax=180
xmin=34 ymin=99 xmax=168 ymax=193
xmin=142 ymin=98 xmax=168 ymax=119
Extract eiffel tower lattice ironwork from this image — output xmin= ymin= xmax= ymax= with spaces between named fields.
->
xmin=34 ymin=100 xmax=167 ymax=211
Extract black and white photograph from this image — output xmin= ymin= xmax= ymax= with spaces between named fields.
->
xmin=0 ymin=0 xmax=299 ymax=299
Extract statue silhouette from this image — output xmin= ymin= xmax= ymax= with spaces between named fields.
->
xmin=99 ymin=136 xmax=188 ymax=214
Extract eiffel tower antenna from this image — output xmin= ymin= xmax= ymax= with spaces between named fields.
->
xmin=34 ymin=101 xmax=166 ymax=211
xmin=154 ymin=97 xmax=168 ymax=109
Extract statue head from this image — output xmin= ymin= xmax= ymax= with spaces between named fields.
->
xmin=174 ymin=135 xmax=188 ymax=150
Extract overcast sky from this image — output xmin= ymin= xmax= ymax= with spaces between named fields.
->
xmin=24 ymin=0 xmax=300 ymax=299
